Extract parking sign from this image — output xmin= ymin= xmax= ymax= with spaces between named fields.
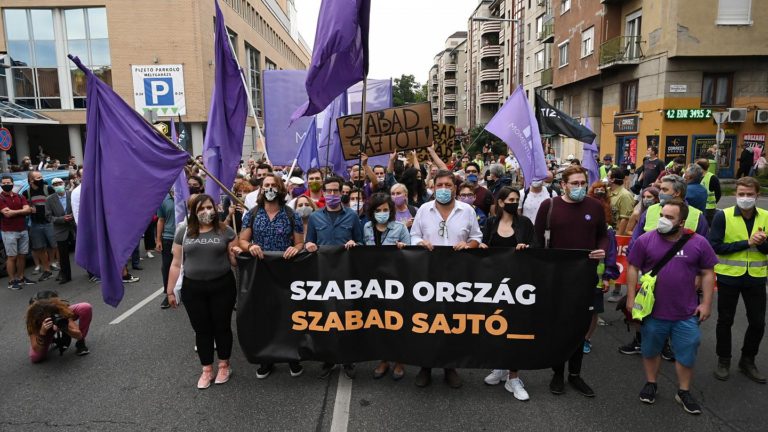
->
xmin=132 ymin=65 xmax=186 ymax=116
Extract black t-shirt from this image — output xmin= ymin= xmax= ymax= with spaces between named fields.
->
xmin=641 ymin=158 xmax=665 ymax=188
xmin=24 ymin=185 xmax=55 ymax=225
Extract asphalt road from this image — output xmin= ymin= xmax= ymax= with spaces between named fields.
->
xmin=0 ymin=196 xmax=766 ymax=431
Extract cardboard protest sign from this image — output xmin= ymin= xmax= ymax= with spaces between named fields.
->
xmin=337 ymin=102 xmax=432 ymax=160
xmin=417 ymin=123 xmax=456 ymax=163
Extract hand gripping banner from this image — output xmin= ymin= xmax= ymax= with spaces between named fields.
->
xmin=236 ymin=247 xmax=597 ymax=370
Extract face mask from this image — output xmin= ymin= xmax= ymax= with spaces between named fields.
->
xmin=53 ymin=186 xmax=66 ymax=194
xmin=393 ymin=195 xmax=407 ymax=207
xmin=264 ymin=188 xmax=278 ymax=202
xmin=503 ymin=202 xmax=518 ymax=215
xmin=594 ymin=190 xmax=606 ymax=197
xmin=340 ymin=194 xmax=350 ymax=205
xmin=458 ymin=195 xmax=475 ymax=205
xmin=189 ymin=186 xmax=201 ymax=195
xmin=1 ymin=184 xmax=13 ymax=192
xmin=376 ymin=175 xmax=385 ymax=183
xmin=353 ymin=180 xmax=365 ymax=189
xmin=737 ymin=197 xmax=756 ymax=210
xmin=296 ymin=206 xmax=313 ymax=219
xmin=374 ymin=211 xmax=390 ymax=224
xmin=197 ymin=209 xmax=215 ymax=224
xmin=466 ymin=174 xmax=478 ymax=183
xmin=642 ymin=198 xmax=655 ymax=208
xmin=34 ymin=179 xmax=45 ymax=188
xmin=253 ymin=178 xmax=264 ymax=188
xmin=351 ymin=201 xmax=363 ymax=212
xmin=309 ymin=181 xmax=322 ymax=193
xmin=656 ymin=217 xmax=679 ymax=235
xmin=568 ymin=186 xmax=587 ymax=202
xmin=531 ymin=181 xmax=543 ymax=188
xmin=435 ymin=188 xmax=452 ymax=204
xmin=658 ymin=193 xmax=674 ymax=205
xmin=325 ymin=194 xmax=341 ymax=208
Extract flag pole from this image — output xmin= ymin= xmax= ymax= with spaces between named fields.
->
xmin=358 ymin=77 xmax=368 ymax=179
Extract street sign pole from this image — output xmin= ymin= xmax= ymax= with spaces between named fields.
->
xmin=712 ymin=111 xmax=728 ymax=169
xmin=0 ymin=151 xmax=7 ymax=173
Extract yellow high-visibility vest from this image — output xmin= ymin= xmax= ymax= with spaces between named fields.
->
xmin=715 ymin=206 xmax=768 ymax=278
xmin=643 ymin=203 xmax=702 ymax=232
xmin=701 ymin=172 xmax=717 ymax=210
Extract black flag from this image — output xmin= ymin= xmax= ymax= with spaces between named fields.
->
xmin=535 ymin=94 xmax=596 ymax=144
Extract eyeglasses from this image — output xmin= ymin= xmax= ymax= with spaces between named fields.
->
xmin=324 ymin=189 xmax=340 ymax=194
xmin=438 ymin=220 xmax=447 ymax=238
xmin=567 ymin=181 xmax=588 ymax=187
xmin=459 ymin=193 xmax=475 ymax=198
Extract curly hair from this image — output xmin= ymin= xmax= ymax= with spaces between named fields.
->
xmin=26 ymin=298 xmax=73 ymax=336
xmin=588 ymin=181 xmax=612 ymax=226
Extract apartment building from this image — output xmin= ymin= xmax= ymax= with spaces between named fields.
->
xmin=428 ymin=32 xmax=469 ymax=133
xmin=0 ymin=0 xmax=311 ymax=165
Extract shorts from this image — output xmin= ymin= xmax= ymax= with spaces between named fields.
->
xmin=2 ymin=230 xmax=30 ymax=257
xmin=29 ymin=223 xmax=56 ymax=250
xmin=641 ymin=316 xmax=701 ymax=367
xmin=589 ymin=288 xmax=605 ymax=313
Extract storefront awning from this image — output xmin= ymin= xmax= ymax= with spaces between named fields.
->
xmin=0 ymin=101 xmax=59 ymax=125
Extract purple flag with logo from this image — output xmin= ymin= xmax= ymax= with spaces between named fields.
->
xmin=204 ymin=0 xmax=248 ymax=203
xmin=290 ymin=0 xmax=371 ymax=121
xmin=582 ymin=118 xmax=600 ymax=185
xmin=68 ymin=55 xmax=187 ymax=307
xmin=264 ymin=70 xmax=312 ymax=166
xmin=171 ymin=118 xmax=190 ymax=224
xmin=295 ymin=117 xmax=320 ymax=171
xmin=485 ymin=86 xmax=548 ymax=188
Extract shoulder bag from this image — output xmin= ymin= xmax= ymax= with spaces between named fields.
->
xmin=632 ymin=232 xmax=693 ymax=320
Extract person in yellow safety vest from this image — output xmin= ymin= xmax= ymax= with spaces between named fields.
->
xmin=599 ymin=154 xmax=615 ymax=180
xmin=708 ymin=176 xmax=768 ymax=384
xmin=696 ymin=158 xmax=722 ymax=225
xmin=705 ymin=146 xmax=718 ymax=175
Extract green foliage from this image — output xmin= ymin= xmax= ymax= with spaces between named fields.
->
xmin=393 ymin=74 xmax=426 ymax=106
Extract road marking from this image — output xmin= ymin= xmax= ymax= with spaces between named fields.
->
xmin=109 ymin=287 xmax=164 ymax=325
xmin=329 ymin=372 xmax=352 ymax=432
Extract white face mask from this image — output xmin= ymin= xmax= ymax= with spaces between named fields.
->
xmin=737 ymin=197 xmax=756 ymax=210
xmin=656 ymin=217 xmax=676 ymax=234
xmin=264 ymin=187 xmax=278 ymax=202
xmin=296 ymin=206 xmax=313 ymax=219
xmin=350 ymin=201 xmax=363 ymax=212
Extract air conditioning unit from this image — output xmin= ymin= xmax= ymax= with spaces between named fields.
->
xmin=755 ymin=110 xmax=768 ymax=124
xmin=727 ymin=108 xmax=747 ymax=123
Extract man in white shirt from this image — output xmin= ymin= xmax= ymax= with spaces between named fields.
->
xmin=519 ymin=177 xmax=557 ymax=223
xmin=410 ymin=169 xmax=483 ymax=389
xmin=243 ymin=163 xmax=273 ymax=210
xmin=70 ymin=169 xmax=82 ymax=224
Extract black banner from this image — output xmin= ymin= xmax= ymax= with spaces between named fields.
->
xmin=535 ymin=94 xmax=597 ymax=144
xmin=236 ymin=247 xmax=597 ymax=370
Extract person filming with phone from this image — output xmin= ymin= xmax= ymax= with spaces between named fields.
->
xmin=26 ymin=290 xmax=92 ymax=363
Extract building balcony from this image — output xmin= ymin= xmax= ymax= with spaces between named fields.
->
xmin=479 ymin=91 xmax=501 ymax=104
xmin=443 ymin=93 xmax=457 ymax=102
xmin=444 ymin=63 xmax=457 ymax=73
xmin=444 ymin=79 xmax=457 ymax=87
xmin=499 ymin=26 xmax=505 ymax=41
xmin=599 ymin=35 xmax=643 ymax=69
xmin=480 ymin=21 xmax=501 ymax=36
xmin=540 ymin=67 xmax=553 ymax=87
xmin=479 ymin=69 xmax=500 ymax=82
xmin=443 ymin=108 xmax=457 ymax=116
xmin=537 ymin=17 xmax=554 ymax=43
xmin=480 ymin=44 xmax=502 ymax=59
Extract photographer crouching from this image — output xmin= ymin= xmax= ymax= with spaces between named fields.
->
xmin=26 ymin=290 xmax=92 ymax=363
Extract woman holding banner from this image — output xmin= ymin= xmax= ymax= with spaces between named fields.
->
xmin=479 ymin=186 xmax=536 ymax=401
xmin=362 ymin=192 xmax=410 ymax=380
xmin=236 ymin=174 xmax=305 ymax=379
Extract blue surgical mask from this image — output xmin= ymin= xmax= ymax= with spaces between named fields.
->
xmin=658 ymin=193 xmax=674 ymax=205
xmin=435 ymin=188 xmax=453 ymax=204
xmin=53 ymin=186 xmax=66 ymax=194
xmin=568 ymin=186 xmax=587 ymax=202
xmin=467 ymin=174 xmax=478 ymax=183
xmin=374 ymin=212 xmax=389 ymax=224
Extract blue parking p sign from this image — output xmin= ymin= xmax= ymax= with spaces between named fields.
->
xmin=143 ymin=78 xmax=174 ymax=106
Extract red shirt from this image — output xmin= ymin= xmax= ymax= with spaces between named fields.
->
xmin=0 ymin=192 xmax=29 ymax=232
xmin=303 ymin=190 xmax=326 ymax=208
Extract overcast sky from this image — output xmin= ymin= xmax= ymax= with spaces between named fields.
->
xmin=296 ymin=0 xmax=477 ymax=85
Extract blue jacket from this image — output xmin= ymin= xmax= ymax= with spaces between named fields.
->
xmin=685 ymin=182 xmax=708 ymax=212
xmin=363 ymin=220 xmax=411 ymax=246
xmin=306 ymin=207 xmax=364 ymax=246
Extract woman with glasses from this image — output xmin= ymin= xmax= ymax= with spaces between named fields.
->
xmin=456 ymin=182 xmax=487 ymax=229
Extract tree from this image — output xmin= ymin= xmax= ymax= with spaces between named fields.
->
xmin=466 ymin=124 xmax=507 ymax=158
xmin=393 ymin=74 xmax=426 ymax=106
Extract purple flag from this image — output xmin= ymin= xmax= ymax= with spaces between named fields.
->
xmin=319 ymin=91 xmax=349 ymax=177
xmin=171 ymin=118 xmax=190 ymax=224
xmin=290 ymin=0 xmax=371 ymax=121
xmin=204 ymin=0 xmax=249 ymax=203
xmin=68 ymin=55 xmax=187 ymax=307
xmin=263 ymin=70 xmax=312 ymax=166
xmin=295 ymin=117 xmax=320 ymax=172
xmin=582 ymin=118 xmax=600 ymax=185
xmin=485 ymin=86 xmax=548 ymax=188
xmin=345 ymin=79 xmax=392 ymax=170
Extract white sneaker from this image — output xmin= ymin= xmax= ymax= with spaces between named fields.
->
xmin=484 ymin=369 xmax=508 ymax=385
xmin=146 ymin=251 xmax=155 ymax=259
xmin=505 ymin=377 xmax=530 ymax=401
xmin=32 ymin=266 xmax=41 ymax=275
xmin=51 ymin=262 xmax=60 ymax=271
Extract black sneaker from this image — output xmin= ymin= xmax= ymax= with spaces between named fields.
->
xmin=256 ymin=364 xmax=273 ymax=379
xmin=549 ymin=373 xmax=565 ymax=395
xmin=661 ymin=341 xmax=675 ymax=362
xmin=75 ymin=340 xmax=90 ymax=356
xmin=122 ymin=274 xmax=140 ymax=283
xmin=568 ymin=375 xmax=595 ymax=397
xmin=639 ymin=382 xmax=657 ymax=404
xmin=342 ymin=363 xmax=356 ymax=379
xmin=21 ymin=277 xmax=36 ymax=285
xmin=7 ymin=279 xmax=22 ymax=291
xmin=318 ymin=362 xmax=336 ymax=379
xmin=675 ymin=390 xmax=702 ymax=415
xmin=289 ymin=362 xmax=304 ymax=377
xmin=38 ymin=271 xmax=53 ymax=282
xmin=160 ymin=296 xmax=171 ymax=309
xmin=619 ymin=337 xmax=642 ymax=355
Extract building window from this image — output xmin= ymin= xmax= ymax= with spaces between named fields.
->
xmin=716 ymin=0 xmax=752 ymax=25
xmin=525 ymin=56 xmax=531 ymax=76
xmin=701 ymin=73 xmax=732 ymax=107
xmin=246 ymin=44 xmax=262 ymax=117
xmin=527 ymin=23 xmax=531 ymax=41
xmin=66 ymin=7 xmax=111 ymax=109
xmin=558 ymin=42 xmax=569 ymax=67
xmin=581 ymin=27 xmax=594 ymax=58
xmin=561 ymin=0 xmax=571 ymax=14
xmin=554 ymin=98 xmax=564 ymax=111
xmin=620 ymin=80 xmax=639 ymax=113
xmin=625 ymin=10 xmax=642 ymax=60
xmin=534 ymin=50 xmax=545 ymax=71
xmin=265 ymin=59 xmax=277 ymax=70
xmin=536 ymin=14 xmax=544 ymax=37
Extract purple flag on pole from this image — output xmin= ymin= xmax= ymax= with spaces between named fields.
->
xmin=485 ymin=86 xmax=548 ymax=188
xmin=319 ymin=91 xmax=349 ymax=177
xmin=263 ymin=70 xmax=312 ymax=166
xmin=295 ymin=117 xmax=320 ymax=172
xmin=68 ymin=55 xmax=187 ymax=307
xmin=204 ymin=0 xmax=249 ymax=203
xmin=290 ymin=0 xmax=371 ymax=121
xmin=171 ymin=118 xmax=190 ymax=224
xmin=582 ymin=118 xmax=600 ymax=185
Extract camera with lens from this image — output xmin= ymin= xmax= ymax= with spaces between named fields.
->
xmin=51 ymin=313 xmax=69 ymax=330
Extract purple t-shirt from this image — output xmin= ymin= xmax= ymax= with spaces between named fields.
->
xmin=395 ymin=208 xmax=412 ymax=224
xmin=628 ymin=231 xmax=718 ymax=321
